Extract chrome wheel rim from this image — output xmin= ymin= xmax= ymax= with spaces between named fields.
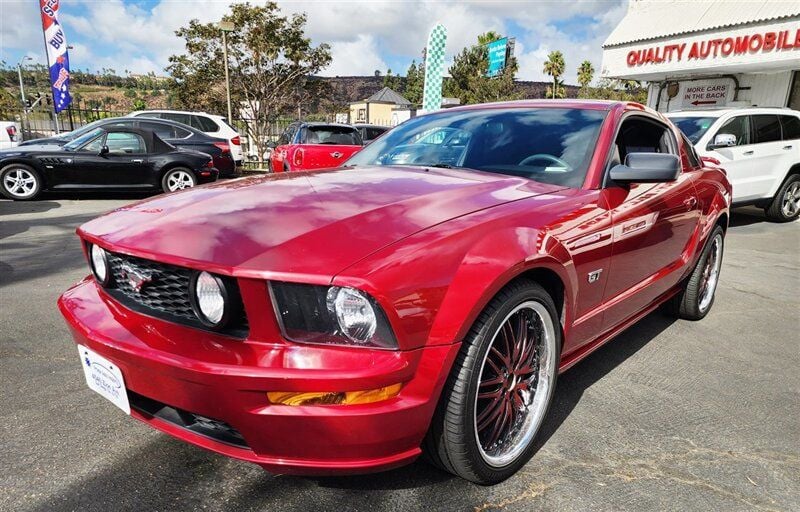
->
xmin=474 ymin=301 xmax=557 ymax=468
xmin=781 ymin=182 xmax=800 ymax=218
xmin=698 ymin=234 xmax=723 ymax=312
xmin=167 ymin=170 xmax=194 ymax=191
xmin=3 ymin=168 xmax=37 ymax=198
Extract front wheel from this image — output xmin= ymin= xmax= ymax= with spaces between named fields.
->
xmin=672 ymin=225 xmax=725 ymax=320
xmin=425 ymin=279 xmax=560 ymax=484
xmin=765 ymin=174 xmax=800 ymax=222
xmin=1 ymin=164 xmax=42 ymax=200
xmin=161 ymin=168 xmax=196 ymax=193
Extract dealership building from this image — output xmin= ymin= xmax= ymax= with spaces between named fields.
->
xmin=601 ymin=1 xmax=800 ymax=112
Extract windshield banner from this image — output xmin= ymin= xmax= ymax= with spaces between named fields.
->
xmin=39 ymin=0 xmax=72 ymax=113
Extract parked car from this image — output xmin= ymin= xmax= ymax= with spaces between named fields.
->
xmin=127 ymin=110 xmax=243 ymax=164
xmin=270 ymin=122 xmax=363 ymax=172
xmin=0 ymin=126 xmax=217 ymax=200
xmin=59 ymin=100 xmax=730 ymax=484
xmin=354 ymin=123 xmax=390 ymax=144
xmin=0 ymin=121 xmax=19 ymax=149
xmin=19 ymin=117 xmax=238 ymax=178
xmin=667 ymin=107 xmax=800 ymax=222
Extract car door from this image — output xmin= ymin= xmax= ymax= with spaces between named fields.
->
xmin=743 ymin=114 xmax=785 ymax=200
xmin=100 ymin=132 xmax=151 ymax=185
xmin=271 ymin=123 xmax=298 ymax=172
xmin=703 ymin=114 xmax=760 ymax=202
xmin=601 ymin=116 xmax=701 ymax=331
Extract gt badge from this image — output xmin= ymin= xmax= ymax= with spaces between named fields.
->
xmin=588 ymin=269 xmax=603 ymax=283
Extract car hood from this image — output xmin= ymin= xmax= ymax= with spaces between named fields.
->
xmin=18 ymin=137 xmax=68 ymax=147
xmin=78 ymin=166 xmax=567 ymax=280
xmin=0 ymin=144 xmax=69 ymax=155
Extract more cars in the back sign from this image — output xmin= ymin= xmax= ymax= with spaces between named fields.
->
xmin=270 ymin=122 xmax=363 ymax=172
xmin=0 ymin=126 xmax=217 ymax=200
xmin=59 ymin=100 xmax=730 ymax=485
xmin=20 ymin=117 xmax=238 ymax=178
xmin=667 ymin=107 xmax=800 ymax=222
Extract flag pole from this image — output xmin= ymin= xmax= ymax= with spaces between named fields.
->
xmin=39 ymin=15 xmax=60 ymax=135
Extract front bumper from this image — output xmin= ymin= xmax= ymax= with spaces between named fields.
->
xmin=58 ymin=278 xmax=459 ymax=475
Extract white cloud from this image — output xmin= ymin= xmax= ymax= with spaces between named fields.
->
xmin=319 ymin=34 xmax=388 ymax=76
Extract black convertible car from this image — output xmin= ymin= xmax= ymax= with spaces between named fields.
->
xmin=0 ymin=126 xmax=217 ymax=201
xmin=19 ymin=117 xmax=238 ymax=178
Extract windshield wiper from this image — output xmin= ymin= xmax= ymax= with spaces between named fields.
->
xmin=427 ymin=163 xmax=454 ymax=169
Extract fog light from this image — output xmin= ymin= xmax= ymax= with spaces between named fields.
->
xmin=267 ymin=383 xmax=402 ymax=406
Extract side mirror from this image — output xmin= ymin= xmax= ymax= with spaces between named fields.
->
xmin=609 ymin=153 xmax=681 ymax=183
xmin=98 ymin=145 xmax=109 ymax=156
xmin=709 ymin=133 xmax=736 ymax=150
xmin=266 ymin=141 xmax=278 ymax=149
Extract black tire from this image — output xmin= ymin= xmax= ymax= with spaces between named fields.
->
xmin=0 ymin=163 xmax=42 ymax=201
xmin=424 ymin=279 xmax=561 ymax=485
xmin=161 ymin=167 xmax=196 ymax=193
xmin=764 ymin=174 xmax=800 ymax=222
xmin=671 ymin=225 xmax=725 ymax=320
xmin=283 ymin=162 xmax=291 ymax=173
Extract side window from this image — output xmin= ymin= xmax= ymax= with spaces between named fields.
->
xmin=173 ymin=126 xmax=192 ymax=139
xmin=752 ymin=115 xmax=781 ymax=144
xmin=81 ymin=134 xmax=106 ymax=153
xmin=681 ymin=135 xmax=701 ymax=168
xmin=779 ymin=115 xmax=800 ymax=140
xmin=613 ymin=116 xmax=676 ymax=167
xmin=196 ymin=116 xmax=220 ymax=132
xmin=277 ymin=125 xmax=293 ymax=145
xmin=162 ymin=113 xmax=192 ymax=126
xmin=138 ymin=121 xmax=175 ymax=139
xmin=713 ymin=116 xmax=750 ymax=147
xmin=105 ymin=132 xmax=146 ymax=154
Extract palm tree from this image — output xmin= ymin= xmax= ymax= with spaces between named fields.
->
xmin=546 ymin=78 xmax=566 ymax=99
xmin=577 ymin=60 xmax=594 ymax=96
xmin=543 ymin=51 xmax=565 ymax=99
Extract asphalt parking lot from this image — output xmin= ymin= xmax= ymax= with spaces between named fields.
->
xmin=1 ymin=194 xmax=798 ymax=512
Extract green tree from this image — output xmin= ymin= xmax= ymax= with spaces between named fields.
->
xmin=584 ymin=78 xmax=647 ymax=103
xmin=131 ymin=98 xmax=147 ymax=111
xmin=543 ymin=50 xmax=565 ymax=99
xmin=382 ymin=69 xmax=402 ymax=91
xmin=404 ymin=60 xmax=423 ymax=104
xmin=577 ymin=60 xmax=594 ymax=97
xmin=546 ymin=78 xmax=566 ymax=99
xmin=167 ymin=2 xmax=331 ymax=161
xmin=443 ymin=31 xmax=518 ymax=105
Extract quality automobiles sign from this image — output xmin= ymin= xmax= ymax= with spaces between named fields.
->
xmin=627 ymin=28 xmax=800 ymax=67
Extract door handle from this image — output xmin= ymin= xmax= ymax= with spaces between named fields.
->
xmin=783 ymin=145 xmax=793 ymax=150
xmin=683 ymin=196 xmax=697 ymax=209
xmin=742 ymin=150 xmax=754 ymax=156
xmin=131 ymin=159 xmax=144 ymax=163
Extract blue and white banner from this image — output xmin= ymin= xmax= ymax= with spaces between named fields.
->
xmin=40 ymin=0 xmax=72 ymax=113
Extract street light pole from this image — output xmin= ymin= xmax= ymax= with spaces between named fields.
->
xmin=218 ymin=21 xmax=235 ymax=125
xmin=17 ymin=56 xmax=32 ymax=109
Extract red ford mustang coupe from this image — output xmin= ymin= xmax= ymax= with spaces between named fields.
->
xmin=59 ymin=100 xmax=731 ymax=485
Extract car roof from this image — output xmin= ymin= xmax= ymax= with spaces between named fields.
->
xmin=354 ymin=124 xmax=389 ymax=129
xmin=438 ymin=99 xmax=644 ymax=113
xmin=133 ymin=109 xmax=215 ymax=117
xmin=301 ymin=122 xmax=358 ymax=129
xmin=100 ymin=116 xmax=201 ymax=133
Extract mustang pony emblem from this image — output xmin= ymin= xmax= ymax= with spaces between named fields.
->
xmin=119 ymin=264 xmax=152 ymax=292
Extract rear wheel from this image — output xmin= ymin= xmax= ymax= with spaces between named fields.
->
xmin=161 ymin=168 xmax=196 ymax=193
xmin=1 ymin=164 xmax=42 ymax=200
xmin=765 ymin=174 xmax=800 ymax=222
xmin=672 ymin=225 xmax=725 ymax=320
xmin=425 ymin=279 xmax=560 ymax=485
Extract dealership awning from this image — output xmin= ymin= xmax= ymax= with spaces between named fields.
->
xmin=604 ymin=0 xmax=800 ymax=48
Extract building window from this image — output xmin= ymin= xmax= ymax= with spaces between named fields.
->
xmin=789 ymin=71 xmax=800 ymax=111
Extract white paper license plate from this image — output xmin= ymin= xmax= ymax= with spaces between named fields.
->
xmin=78 ymin=345 xmax=130 ymax=415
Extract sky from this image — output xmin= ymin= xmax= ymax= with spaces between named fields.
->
xmin=0 ymin=0 xmax=628 ymax=85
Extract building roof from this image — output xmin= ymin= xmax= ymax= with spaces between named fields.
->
xmin=604 ymin=0 xmax=800 ymax=48
xmin=365 ymin=87 xmax=412 ymax=106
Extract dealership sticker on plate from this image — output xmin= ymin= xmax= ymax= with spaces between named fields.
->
xmin=78 ymin=345 xmax=130 ymax=415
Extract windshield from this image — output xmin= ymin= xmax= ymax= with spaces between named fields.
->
xmin=668 ymin=116 xmax=718 ymax=144
xmin=346 ymin=107 xmax=607 ymax=188
xmin=63 ymin=128 xmax=104 ymax=151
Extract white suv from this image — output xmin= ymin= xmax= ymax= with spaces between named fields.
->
xmin=667 ymin=108 xmax=800 ymax=222
xmin=128 ymin=110 xmax=242 ymax=164
xmin=0 ymin=121 xmax=20 ymax=149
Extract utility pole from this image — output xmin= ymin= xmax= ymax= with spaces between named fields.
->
xmin=218 ymin=21 xmax=235 ymax=125
xmin=17 ymin=56 xmax=33 ymax=108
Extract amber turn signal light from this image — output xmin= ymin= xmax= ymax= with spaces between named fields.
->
xmin=267 ymin=383 xmax=402 ymax=406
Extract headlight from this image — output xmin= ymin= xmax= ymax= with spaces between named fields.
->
xmin=190 ymin=271 xmax=228 ymax=327
xmin=270 ymin=282 xmax=397 ymax=349
xmin=90 ymin=244 xmax=109 ymax=285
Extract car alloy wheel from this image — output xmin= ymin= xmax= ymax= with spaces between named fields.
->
xmin=781 ymin=181 xmax=800 ymax=219
xmin=697 ymin=233 xmax=723 ymax=313
xmin=474 ymin=300 xmax=557 ymax=468
xmin=2 ymin=168 xmax=38 ymax=199
xmin=164 ymin=169 xmax=196 ymax=192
